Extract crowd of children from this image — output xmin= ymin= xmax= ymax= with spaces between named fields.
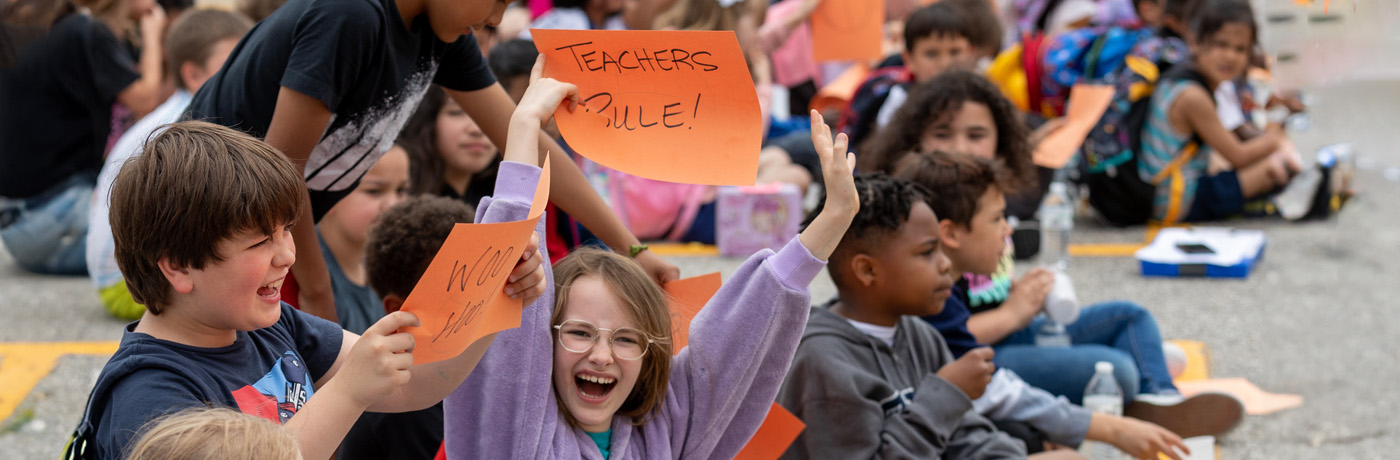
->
xmin=0 ymin=0 xmax=1341 ymax=458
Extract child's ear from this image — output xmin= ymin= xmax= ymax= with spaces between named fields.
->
xmin=382 ymin=293 xmax=405 ymax=315
xmin=938 ymin=219 xmax=962 ymax=250
xmin=851 ymin=253 xmax=878 ymax=288
xmin=157 ymin=256 xmax=194 ymax=294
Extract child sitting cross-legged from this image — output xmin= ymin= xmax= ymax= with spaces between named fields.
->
xmin=896 ymin=152 xmax=1239 ymax=456
xmin=64 ymin=121 xmax=548 ymax=460
xmin=442 ymin=58 xmax=861 ymax=458
xmin=778 ymin=173 xmax=1066 ymax=459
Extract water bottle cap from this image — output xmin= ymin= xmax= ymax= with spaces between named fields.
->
xmin=1095 ymin=361 xmax=1114 ymax=374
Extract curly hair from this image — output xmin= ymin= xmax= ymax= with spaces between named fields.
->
xmin=803 ymin=173 xmax=932 ymax=289
xmin=893 ymin=152 xmax=1011 ymax=227
xmin=858 ymin=70 xmax=1034 ymax=192
xmin=365 ymin=195 xmax=475 ymax=299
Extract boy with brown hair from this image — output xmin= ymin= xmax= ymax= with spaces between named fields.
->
xmin=87 ymin=8 xmax=254 ymax=320
xmin=895 ymin=152 xmax=1236 ymax=458
xmin=65 ymin=121 xmax=548 ymax=460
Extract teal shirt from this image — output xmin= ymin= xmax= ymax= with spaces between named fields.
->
xmin=587 ymin=430 xmax=612 ymax=459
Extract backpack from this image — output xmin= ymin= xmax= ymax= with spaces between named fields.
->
xmin=1040 ymin=26 xmax=1153 ymax=116
xmin=836 ymin=66 xmax=912 ymax=150
xmin=63 ymin=356 xmax=204 ymax=460
xmin=987 ymin=32 xmax=1050 ymax=116
xmin=1081 ymin=59 xmax=1209 ymax=226
xmin=578 ymin=158 xmax=711 ymax=241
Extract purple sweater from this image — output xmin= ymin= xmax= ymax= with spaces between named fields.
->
xmin=444 ymin=161 xmax=826 ymax=459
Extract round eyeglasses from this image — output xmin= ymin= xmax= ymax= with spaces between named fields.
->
xmin=553 ymin=320 xmax=655 ymax=361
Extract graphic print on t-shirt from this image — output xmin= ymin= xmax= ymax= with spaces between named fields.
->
xmin=231 ymin=351 xmax=316 ymax=424
xmin=878 ymin=387 xmax=916 ymax=416
xmin=303 ymin=68 xmax=435 ymax=193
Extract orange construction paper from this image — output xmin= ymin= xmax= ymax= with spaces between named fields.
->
xmin=1032 ymin=84 xmax=1116 ymax=168
xmin=664 ymin=272 xmax=722 ymax=353
xmin=398 ymin=158 xmax=552 ymax=365
xmin=734 ymin=403 xmax=806 ymax=460
xmin=810 ymin=0 xmax=885 ymax=62
xmin=1176 ymin=378 xmax=1303 ymax=415
xmin=531 ymin=29 xmax=762 ymax=186
xmin=808 ymin=62 xmax=870 ymax=114
xmin=663 ymin=273 xmax=805 ymax=459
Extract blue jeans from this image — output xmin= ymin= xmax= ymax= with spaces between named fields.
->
xmin=992 ymin=301 xmax=1176 ymax=406
xmin=0 ymin=174 xmax=93 ymax=275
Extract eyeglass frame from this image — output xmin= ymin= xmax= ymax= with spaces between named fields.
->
xmin=552 ymin=319 xmax=660 ymax=361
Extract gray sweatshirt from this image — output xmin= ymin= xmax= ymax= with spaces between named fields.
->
xmin=777 ymin=306 xmax=1027 ymax=459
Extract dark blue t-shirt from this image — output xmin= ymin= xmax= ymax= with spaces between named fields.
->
xmin=921 ymin=279 xmax=984 ymax=359
xmin=184 ymin=0 xmax=496 ymax=220
xmin=89 ymin=303 xmax=342 ymax=459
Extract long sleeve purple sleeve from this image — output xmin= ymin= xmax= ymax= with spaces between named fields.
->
xmin=444 ymin=160 xmax=826 ymax=459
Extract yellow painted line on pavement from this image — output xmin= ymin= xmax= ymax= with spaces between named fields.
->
xmin=1068 ymin=243 xmax=1146 ymax=257
xmin=0 ymin=342 xmax=119 ymax=422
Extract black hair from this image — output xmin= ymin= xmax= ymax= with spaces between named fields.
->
xmin=943 ymin=0 xmax=1003 ymax=57
xmin=803 ymin=173 xmax=931 ymax=288
xmin=859 ymin=70 xmax=1034 ymax=192
xmin=365 ymin=195 xmax=475 ymax=298
xmin=400 ymin=85 xmax=501 ymax=198
xmin=1190 ymin=0 xmax=1256 ymax=45
xmin=1164 ymin=0 xmax=1201 ymax=21
xmin=489 ymin=38 xmax=539 ymax=82
xmin=903 ymin=2 xmax=970 ymax=53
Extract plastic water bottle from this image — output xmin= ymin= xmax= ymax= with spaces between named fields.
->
xmin=1039 ymin=181 xmax=1074 ymax=271
xmin=1081 ymin=362 xmax=1125 ymax=460
xmin=1035 ymin=271 xmax=1078 ymax=347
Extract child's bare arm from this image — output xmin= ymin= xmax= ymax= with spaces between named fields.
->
xmin=444 ymin=63 xmax=682 ymax=285
xmin=289 ymin=312 xmax=419 ymax=460
xmin=800 ymin=110 xmax=859 ymax=260
xmin=116 ymin=6 xmax=167 ymax=117
xmin=1174 ymin=86 xmax=1282 ymax=168
xmin=263 ymin=87 xmax=338 ymax=322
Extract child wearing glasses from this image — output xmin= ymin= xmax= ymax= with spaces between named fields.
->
xmin=442 ymin=57 xmax=861 ymax=460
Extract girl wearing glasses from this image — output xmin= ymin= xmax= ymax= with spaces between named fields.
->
xmin=443 ymin=56 xmax=860 ymax=460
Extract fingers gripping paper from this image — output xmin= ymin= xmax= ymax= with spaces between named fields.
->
xmin=398 ymin=159 xmax=551 ymax=364
xmin=531 ymin=29 xmax=762 ymax=186
xmin=665 ymin=273 xmax=805 ymax=459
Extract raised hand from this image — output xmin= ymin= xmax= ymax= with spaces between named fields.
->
xmin=797 ymin=110 xmax=859 ymax=260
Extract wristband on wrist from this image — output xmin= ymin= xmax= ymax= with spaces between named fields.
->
xmin=628 ymin=244 xmax=649 ymax=258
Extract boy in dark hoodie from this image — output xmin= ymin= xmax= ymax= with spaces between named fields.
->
xmin=778 ymin=173 xmax=1078 ymax=459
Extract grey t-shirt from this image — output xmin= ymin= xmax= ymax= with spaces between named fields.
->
xmin=319 ymin=233 xmax=382 ymax=335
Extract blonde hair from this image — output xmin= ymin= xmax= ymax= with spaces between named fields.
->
xmin=125 ymin=407 xmax=299 ymax=460
xmin=551 ymin=247 xmax=673 ymax=427
xmin=652 ymin=0 xmax=765 ymax=32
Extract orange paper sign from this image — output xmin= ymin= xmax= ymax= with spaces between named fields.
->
xmin=1032 ymin=84 xmax=1116 ymax=168
xmin=734 ymin=403 xmax=806 ymax=460
xmin=398 ymin=158 xmax=551 ymax=364
xmin=531 ymin=29 xmax=762 ymax=186
xmin=664 ymin=273 xmax=805 ymax=459
xmin=810 ymin=0 xmax=885 ymax=62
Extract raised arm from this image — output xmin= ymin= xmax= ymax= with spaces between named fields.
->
xmin=263 ymin=87 xmax=338 ymax=322
xmin=446 ymin=66 xmax=681 ymax=285
xmin=667 ymin=111 xmax=854 ymax=458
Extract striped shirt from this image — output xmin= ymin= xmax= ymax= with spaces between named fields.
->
xmin=1139 ymin=78 xmax=1211 ymax=221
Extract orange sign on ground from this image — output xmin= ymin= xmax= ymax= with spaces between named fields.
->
xmin=398 ymin=158 xmax=551 ymax=364
xmin=664 ymin=273 xmax=805 ymax=459
xmin=810 ymin=0 xmax=885 ymax=62
xmin=1033 ymin=84 xmax=1116 ymax=168
xmin=531 ymin=29 xmax=762 ymax=186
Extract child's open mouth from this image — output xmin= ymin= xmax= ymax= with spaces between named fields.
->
xmin=258 ymin=280 xmax=283 ymax=300
xmin=574 ymin=372 xmax=617 ymax=404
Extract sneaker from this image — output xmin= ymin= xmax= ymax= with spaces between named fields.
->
xmin=1125 ymin=392 xmax=1244 ymax=439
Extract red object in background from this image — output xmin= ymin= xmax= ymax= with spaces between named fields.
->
xmin=280 ymin=271 xmax=300 ymax=308
xmin=545 ymin=203 xmax=570 ymax=264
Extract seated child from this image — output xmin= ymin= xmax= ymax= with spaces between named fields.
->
xmin=895 ymin=152 xmax=1243 ymax=443
xmin=777 ymin=173 xmax=1033 ymax=459
xmin=317 ymin=145 xmax=409 ymax=334
xmin=124 ymin=407 xmax=298 ymax=460
xmin=401 ymin=86 xmax=501 ymax=208
xmin=64 ymin=120 xmax=547 ymax=460
xmin=442 ymin=63 xmax=860 ymax=458
xmin=337 ymin=195 xmax=479 ymax=460
xmin=86 ymin=8 xmax=253 ymax=320
xmin=1140 ymin=0 xmax=1314 ymax=222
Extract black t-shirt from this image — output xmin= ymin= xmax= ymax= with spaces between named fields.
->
xmin=184 ymin=0 xmax=496 ymax=221
xmin=0 ymin=14 xmax=138 ymax=198
xmin=88 ymin=304 xmax=343 ymax=459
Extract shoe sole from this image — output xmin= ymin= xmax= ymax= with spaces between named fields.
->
xmin=1125 ymin=393 xmax=1244 ymax=438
